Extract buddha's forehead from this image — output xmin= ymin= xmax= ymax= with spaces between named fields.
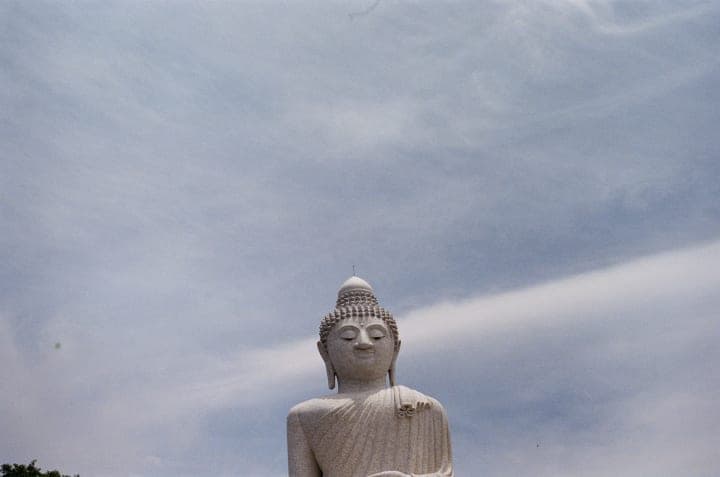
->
xmin=332 ymin=314 xmax=386 ymax=330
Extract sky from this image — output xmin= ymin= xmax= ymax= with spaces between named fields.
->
xmin=1 ymin=0 xmax=719 ymax=475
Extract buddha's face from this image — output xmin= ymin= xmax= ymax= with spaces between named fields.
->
xmin=323 ymin=316 xmax=396 ymax=384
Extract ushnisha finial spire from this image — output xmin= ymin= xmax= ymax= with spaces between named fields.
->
xmin=336 ymin=276 xmax=378 ymax=307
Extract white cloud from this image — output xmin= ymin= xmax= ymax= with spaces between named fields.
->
xmin=401 ymin=239 xmax=720 ymax=346
xmin=284 ymin=99 xmax=421 ymax=155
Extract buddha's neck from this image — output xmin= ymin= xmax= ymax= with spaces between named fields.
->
xmin=337 ymin=376 xmax=388 ymax=394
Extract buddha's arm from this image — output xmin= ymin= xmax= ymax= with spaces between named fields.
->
xmin=367 ymin=400 xmax=454 ymax=477
xmin=410 ymin=462 xmax=454 ymax=476
xmin=367 ymin=467 xmax=452 ymax=477
xmin=424 ymin=401 xmax=454 ymax=476
xmin=287 ymin=410 xmax=322 ymax=477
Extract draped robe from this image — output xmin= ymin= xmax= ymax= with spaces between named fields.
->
xmin=287 ymin=386 xmax=453 ymax=477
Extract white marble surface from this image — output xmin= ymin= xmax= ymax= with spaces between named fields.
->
xmin=287 ymin=277 xmax=454 ymax=477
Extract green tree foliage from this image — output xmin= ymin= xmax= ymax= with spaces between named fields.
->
xmin=1 ymin=460 xmax=79 ymax=477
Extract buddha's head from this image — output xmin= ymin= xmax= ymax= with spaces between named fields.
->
xmin=318 ymin=276 xmax=401 ymax=390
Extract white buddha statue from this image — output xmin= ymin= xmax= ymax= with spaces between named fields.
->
xmin=287 ymin=277 xmax=454 ymax=477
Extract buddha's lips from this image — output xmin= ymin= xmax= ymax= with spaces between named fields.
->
xmin=354 ymin=349 xmax=375 ymax=358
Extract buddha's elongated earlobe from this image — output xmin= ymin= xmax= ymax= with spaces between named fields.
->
xmin=389 ymin=340 xmax=401 ymax=386
xmin=326 ymin=363 xmax=337 ymax=390
xmin=317 ymin=341 xmax=336 ymax=390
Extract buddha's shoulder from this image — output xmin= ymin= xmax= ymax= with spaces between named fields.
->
xmin=394 ymin=385 xmax=448 ymax=415
xmin=287 ymin=386 xmax=448 ymax=421
xmin=395 ymin=385 xmax=441 ymax=403
xmin=287 ymin=394 xmax=348 ymax=420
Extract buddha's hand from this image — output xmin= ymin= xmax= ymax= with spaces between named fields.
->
xmin=366 ymin=472 xmax=411 ymax=477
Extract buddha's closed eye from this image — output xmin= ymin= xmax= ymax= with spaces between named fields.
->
xmin=340 ymin=329 xmax=358 ymax=340
xmin=337 ymin=323 xmax=387 ymax=342
xmin=368 ymin=328 xmax=386 ymax=340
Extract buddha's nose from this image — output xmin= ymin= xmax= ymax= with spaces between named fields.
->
xmin=355 ymin=331 xmax=373 ymax=350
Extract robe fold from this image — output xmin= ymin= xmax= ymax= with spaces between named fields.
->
xmin=289 ymin=386 xmax=453 ymax=477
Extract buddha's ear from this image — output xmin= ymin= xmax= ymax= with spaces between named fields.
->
xmin=389 ymin=340 xmax=401 ymax=387
xmin=317 ymin=341 xmax=336 ymax=390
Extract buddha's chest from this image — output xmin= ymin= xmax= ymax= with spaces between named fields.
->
xmin=301 ymin=400 xmax=440 ymax=477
